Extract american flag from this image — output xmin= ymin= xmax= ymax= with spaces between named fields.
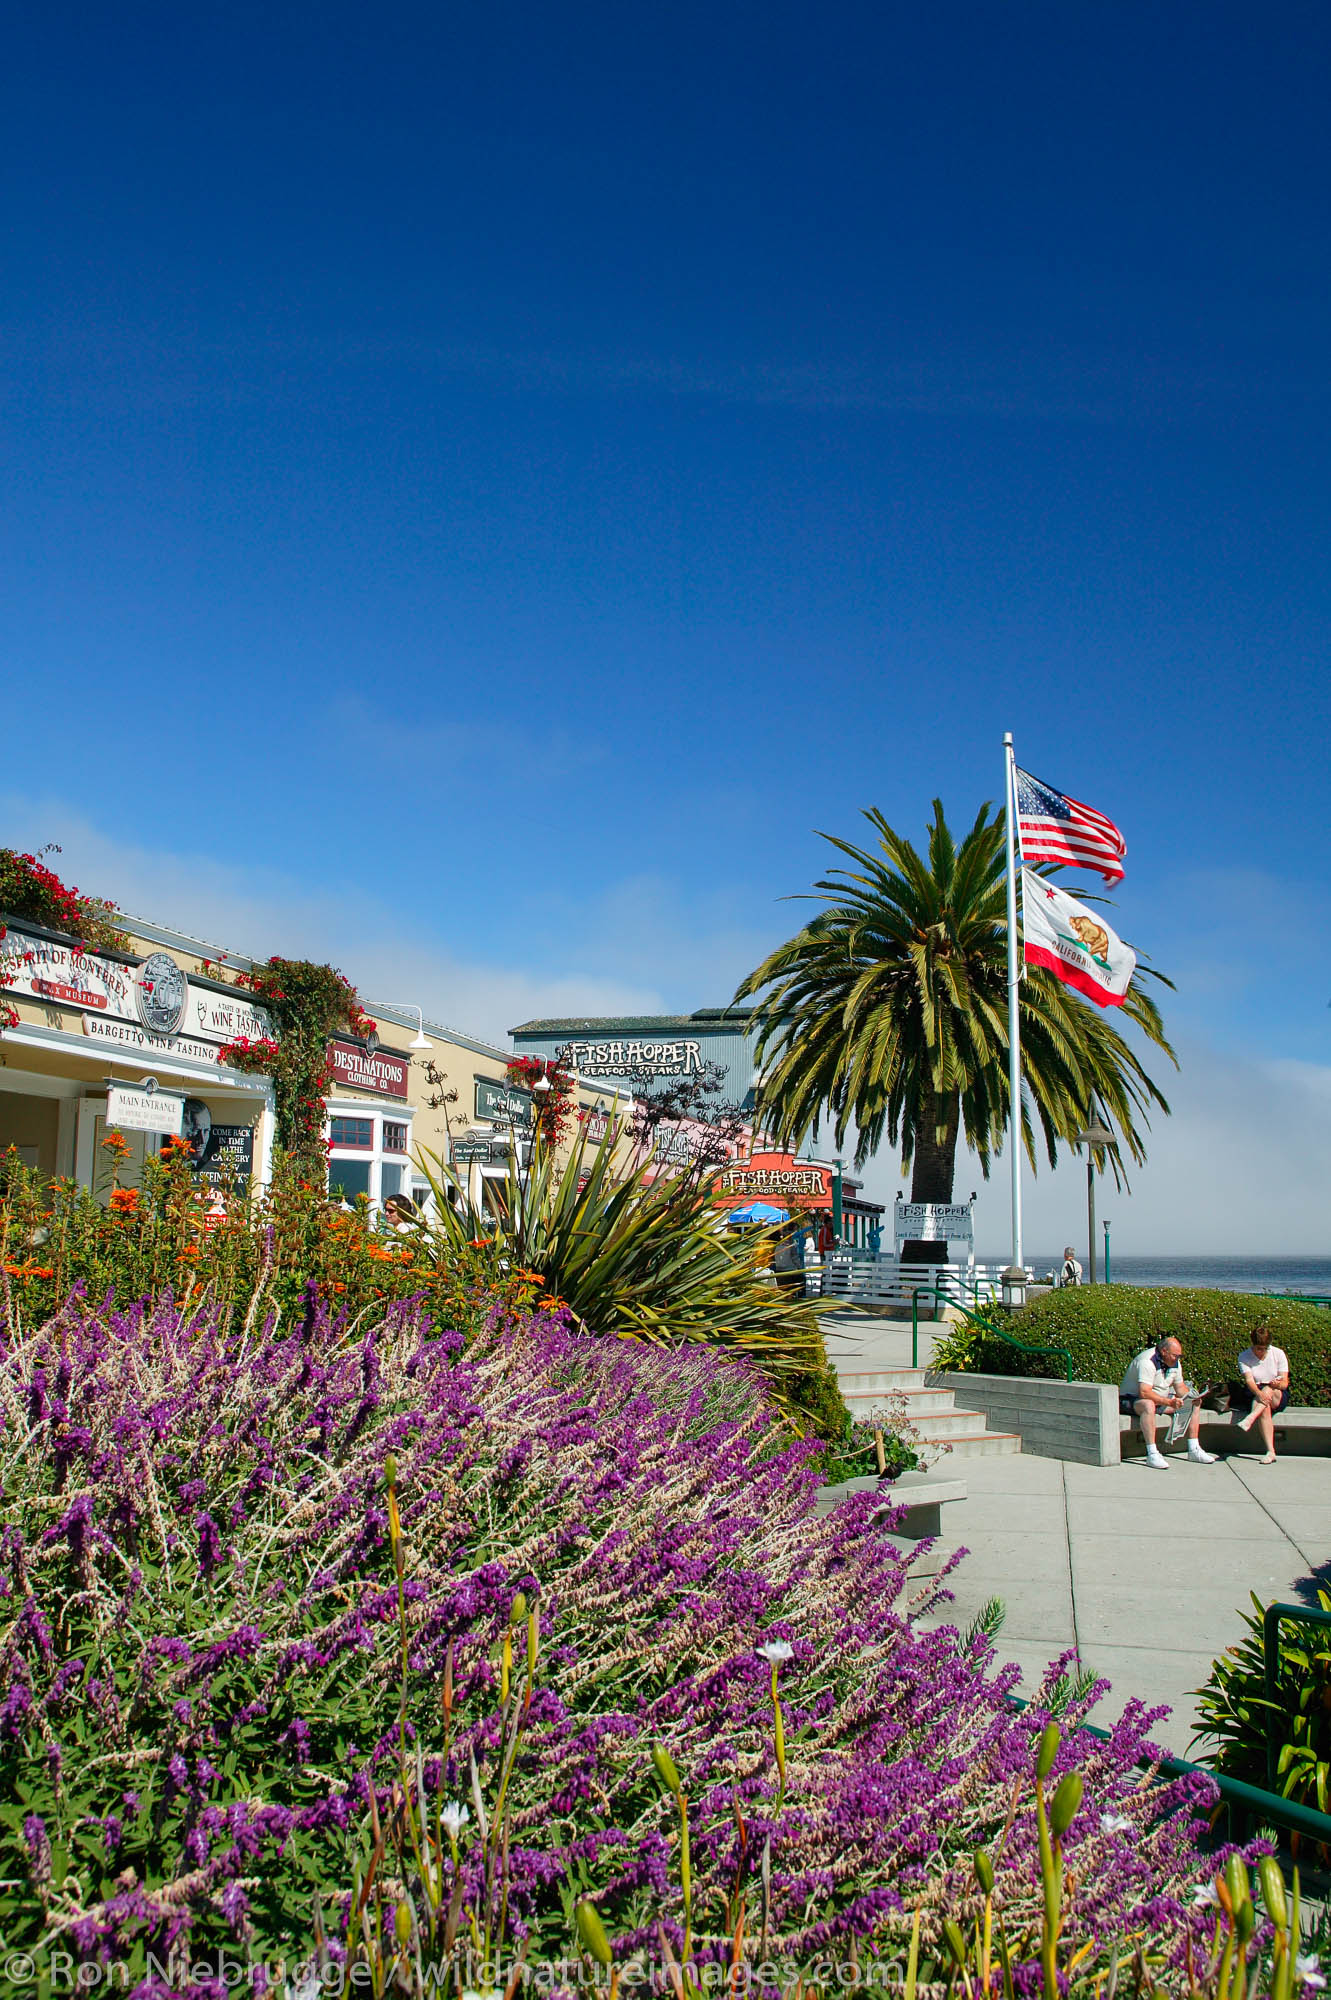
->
xmin=1014 ymin=768 xmax=1126 ymax=883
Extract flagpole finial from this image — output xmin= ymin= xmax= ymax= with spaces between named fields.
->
xmin=1003 ymin=730 xmax=1013 ymax=747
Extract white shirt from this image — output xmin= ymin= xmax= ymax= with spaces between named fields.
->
xmin=1238 ymin=1345 xmax=1289 ymax=1386
xmin=1119 ymin=1347 xmax=1184 ymax=1401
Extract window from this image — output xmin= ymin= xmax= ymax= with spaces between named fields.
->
xmin=380 ymin=1161 xmax=404 ymax=1199
xmin=382 ymin=1120 xmax=408 ymax=1153
xmin=328 ymin=1159 xmax=372 ymax=1202
xmin=329 ymin=1116 xmax=373 ymax=1149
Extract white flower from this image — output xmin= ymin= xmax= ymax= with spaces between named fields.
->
xmin=1191 ymin=1882 xmax=1219 ymax=1909
xmin=1296 ymin=1956 xmax=1326 ymax=1991
xmin=757 ymin=1640 xmax=794 ymax=1665
xmin=440 ymin=1800 xmax=470 ymax=1840
xmin=1099 ymin=1813 xmax=1132 ymax=1836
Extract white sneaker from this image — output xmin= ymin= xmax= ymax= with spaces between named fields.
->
xmin=1145 ymin=1447 xmax=1170 ymax=1469
xmin=1188 ymin=1442 xmax=1218 ymax=1464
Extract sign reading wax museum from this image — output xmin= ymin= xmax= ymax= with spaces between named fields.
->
xmin=327 ymin=1039 xmax=410 ymax=1100
xmin=555 ymin=1037 xmax=706 ymax=1079
xmin=475 ymin=1077 xmax=533 ymax=1127
xmin=0 ymin=927 xmax=137 ymax=1019
xmin=893 ymin=1200 xmax=974 ymax=1245
xmin=712 ymin=1153 xmax=833 ymax=1210
xmin=106 ymin=1083 xmax=184 ymax=1137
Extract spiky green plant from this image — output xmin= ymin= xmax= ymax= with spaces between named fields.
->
xmin=414 ymin=1124 xmax=842 ymax=1426
xmin=734 ymin=799 xmax=1175 ymax=1196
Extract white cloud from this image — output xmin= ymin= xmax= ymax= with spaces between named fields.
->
xmin=849 ymin=1035 xmax=1331 ymax=1258
xmin=0 ymin=797 xmax=660 ymax=1046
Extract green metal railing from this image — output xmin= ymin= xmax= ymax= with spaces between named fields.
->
xmin=1007 ymin=1693 xmax=1331 ymax=1850
xmin=1260 ymin=1291 xmax=1331 ymax=1309
xmin=912 ymin=1283 xmax=1074 ymax=1381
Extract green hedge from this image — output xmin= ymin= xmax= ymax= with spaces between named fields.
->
xmin=942 ymin=1286 xmax=1331 ymax=1406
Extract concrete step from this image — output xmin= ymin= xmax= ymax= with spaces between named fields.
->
xmin=836 ymin=1368 xmax=934 ymax=1397
xmin=933 ymin=1430 xmax=1022 ymax=1459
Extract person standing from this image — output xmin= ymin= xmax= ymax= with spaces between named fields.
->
xmin=1058 ymin=1245 xmax=1083 ymax=1286
xmin=1234 ymin=1324 xmax=1290 ymax=1464
xmin=1118 ymin=1336 xmax=1217 ymax=1469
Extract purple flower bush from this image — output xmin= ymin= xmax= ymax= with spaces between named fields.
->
xmin=0 ymin=1290 xmax=1225 ymax=1991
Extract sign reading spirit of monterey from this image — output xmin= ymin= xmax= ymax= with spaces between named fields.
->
xmin=555 ymin=1037 xmax=705 ymax=1078
xmin=1 ymin=928 xmax=272 ymax=1051
xmin=894 ymin=1200 xmax=974 ymax=1244
xmin=106 ymin=1083 xmax=185 ymax=1137
xmin=327 ymin=1039 xmax=411 ymax=1100
xmin=713 ymin=1152 xmax=833 ymax=1209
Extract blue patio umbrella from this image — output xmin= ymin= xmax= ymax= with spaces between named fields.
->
xmin=727 ymin=1202 xmax=788 ymax=1225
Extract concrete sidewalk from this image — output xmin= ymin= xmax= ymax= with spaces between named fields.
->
xmin=914 ymin=1451 xmax=1331 ymax=1753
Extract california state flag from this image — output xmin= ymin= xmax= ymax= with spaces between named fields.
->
xmin=1021 ymin=869 xmax=1136 ymax=1008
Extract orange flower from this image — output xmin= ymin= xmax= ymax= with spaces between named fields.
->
xmin=101 ymin=1132 xmax=131 ymax=1158
xmin=109 ymin=1188 xmax=139 ymax=1214
xmin=332 ymin=1282 xmax=346 ymax=1293
xmin=468 ymin=1237 xmax=494 ymax=1249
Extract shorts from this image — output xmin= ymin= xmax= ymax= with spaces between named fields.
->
xmin=1230 ymin=1382 xmax=1290 ymax=1416
xmin=1118 ymin=1394 xmax=1140 ymax=1417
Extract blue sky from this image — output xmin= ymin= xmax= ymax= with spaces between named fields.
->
xmin=4 ymin=1 xmax=1330 ymax=1249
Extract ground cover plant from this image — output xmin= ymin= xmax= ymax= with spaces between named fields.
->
xmin=931 ymin=1286 xmax=1331 ymax=1406
xmin=0 ymin=1288 xmax=1245 ymax=1995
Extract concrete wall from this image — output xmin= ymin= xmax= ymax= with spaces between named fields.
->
xmin=931 ymin=1371 xmax=1119 ymax=1464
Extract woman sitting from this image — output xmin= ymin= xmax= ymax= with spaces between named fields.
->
xmin=1233 ymin=1324 xmax=1290 ymax=1464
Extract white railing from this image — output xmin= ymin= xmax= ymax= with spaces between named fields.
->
xmin=809 ymin=1253 xmax=1018 ymax=1310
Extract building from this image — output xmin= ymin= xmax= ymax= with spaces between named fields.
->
xmin=0 ymin=909 xmax=630 ymax=1210
xmin=511 ymin=1007 xmax=760 ymax=1108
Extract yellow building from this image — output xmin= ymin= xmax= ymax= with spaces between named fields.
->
xmin=0 ymin=909 xmax=632 ymax=1210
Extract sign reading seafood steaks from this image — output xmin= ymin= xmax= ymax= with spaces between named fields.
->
xmin=555 ymin=1037 xmax=705 ymax=1078
xmin=712 ymin=1152 xmax=833 ymax=1209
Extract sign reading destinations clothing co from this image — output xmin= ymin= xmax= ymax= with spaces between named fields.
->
xmin=475 ymin=1077 xmax=533 ymax=1127
xmin=894 ymin=1200 xmax=974 ymax=1244
xmin=327 ymin=1039 xmax=410 ymax=1100
xmin=555 ymin=1037 xmax=705 ymax=1078
xmin=712 ymin=1152 xmax=833 ymax=1209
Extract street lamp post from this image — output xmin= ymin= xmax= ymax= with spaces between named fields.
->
xmin=1103 ymin=1218 xmax=1112 ymax=1285
xmin=1075 ymin=1115 xmax=1116 ymax=1283
xmin=832 ymin=1156 xmax=843 ymax=1243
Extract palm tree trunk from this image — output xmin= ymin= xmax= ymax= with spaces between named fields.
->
xmin=901 ymin=1086 xmax=960 ymax=1265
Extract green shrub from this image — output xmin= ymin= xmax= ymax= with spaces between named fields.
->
xmin=1193 ymin=1590 xmax=1331 ymax=1813
xmin=942 ymin=1285 xmax=1331 ymax=1404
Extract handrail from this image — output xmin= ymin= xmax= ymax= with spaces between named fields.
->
xmin=1005 ymin=1694 xmax=1331 ymax=1848
xmin=939 ymin=1292 xmax=1075 ymax=1384
xmin=1263 ymin=1599 xmax=1331 ymax=1795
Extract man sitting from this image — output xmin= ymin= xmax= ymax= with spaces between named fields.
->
xmin=1118 ymin=1336 xmax=1217 ymax=1469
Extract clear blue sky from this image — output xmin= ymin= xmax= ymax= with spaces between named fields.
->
xmin=5 ymin=1 xmax=1330 ymax=1246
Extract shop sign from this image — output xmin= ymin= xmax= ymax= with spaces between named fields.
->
xmin=186 ymin=990 xmax=271 ymax=1043
xmin=450 ymin=1136 xmax=495 ymax=1164
xmin=0 ymin=928 xmax=136 ymax=1019
xmin=554 ymin=1037 xmax=706 ymax=1078
xmin=583 ymin=1107 xmax=610 ymax=1145
xmin=712 ymin=1152 xmax=833 ymax=1209
xmin=893 ymin=1200 xmax=973 ymax=1244
xmin=328 ymin=1039 xmax=410 ymax=1100
xmin=475 ymin=1077 xmax=533 ymax=1127
xmin=107 ymin=1083 xmax=185 ymax=1136
xmin=81 ymin=1015 xmax=242 ymax=1066
xmin=180 ymin=1100 xmax=255 ymax=1189
xmin=134 ymin=954 xmax=190 ymax=1036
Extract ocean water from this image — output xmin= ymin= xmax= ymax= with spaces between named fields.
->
xmin=1021 ymin=1255 xmax=1331 ymax=1297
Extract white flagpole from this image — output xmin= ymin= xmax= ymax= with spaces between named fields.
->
xmin=1003 ymin=732 xmax=1024 ymax=1272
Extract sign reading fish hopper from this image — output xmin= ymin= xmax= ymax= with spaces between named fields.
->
xmin=711 ymin=1152 xmax=832 ymax=1209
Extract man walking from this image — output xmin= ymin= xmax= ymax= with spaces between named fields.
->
xmin=1119 ymin=1336 xmax=1217 ymax=1469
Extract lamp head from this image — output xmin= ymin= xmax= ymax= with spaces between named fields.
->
xmin=410 ymin=1029 xmax=431 ymax=1050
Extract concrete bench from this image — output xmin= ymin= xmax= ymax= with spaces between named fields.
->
xmin=813 ymin=1470 xmax=967 ymax=1576
xmin=1118 ymin=1404 xmax=1331 ymax=1459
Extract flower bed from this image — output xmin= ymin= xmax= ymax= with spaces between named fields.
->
xmin=0 ymin=1289 xmax=1229 ymax=1990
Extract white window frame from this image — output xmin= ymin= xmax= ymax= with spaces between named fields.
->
xmin=325 ymin=1098 xmax=416 ymax=1211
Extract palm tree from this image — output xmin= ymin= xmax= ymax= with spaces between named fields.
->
xmin=735 ymin=800 xmax=1174 ymax=1235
